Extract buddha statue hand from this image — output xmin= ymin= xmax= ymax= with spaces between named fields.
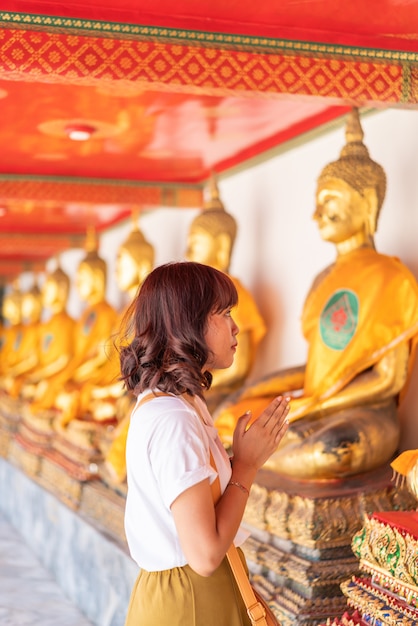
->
xmin=54 ymin=389 xmax=80 ymax=426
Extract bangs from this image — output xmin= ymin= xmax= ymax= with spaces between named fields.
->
xmin=210 ymin=272 xmax=238 ymax=314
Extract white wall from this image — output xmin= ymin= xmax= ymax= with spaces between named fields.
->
xmin=56 ymin=107 xmax=418 ymax=450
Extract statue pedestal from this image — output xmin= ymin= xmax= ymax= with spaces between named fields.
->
xmin=0 ymin=393 xmax=22 ymax=456
xmin=7 ymin=406 xmax=110 ymax=508
xmin=0 ymin=416 xmax=127 ymax=546
xmin=242 ymin=467 xmax=416 ymax=626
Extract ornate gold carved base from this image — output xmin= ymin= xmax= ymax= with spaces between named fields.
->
xmin=45 ymin=417 xmax=111 ymax=488
xmin=7 ymin=424 xmax=103 ymax=510
xmin=322 ymin=510 xmax=418 ymax=625
xmin=38 ymin=444 xmax=100 ymax=506
xmin=5 ymin=411 xmax=56 ymax=480
xmin=242 ymin=466 xmax=416 ymax=626
xmin=0 ymin=407 xmax=17 ymax=457
xmin=80 ymin=480 xmax=126 ymax=544
xmin=8 ymin=435 xmax=43 ymax=478
xmin=340 ymin=576 xmax=418 ymax=624
xmin=321 ymin=611 xmax=363 ymax=625
xmin=0 ymin=394 xmax=23 ymax=452
xmin=17 ymin=419 xmax=54 ymax=450
xmin=39 ymin=452 xmax=85 ymax=509
xmin=0 ymin=426 xmax=12 ymax=458
xmin=20 ymin=403 xmax=57 ymax=439
xmin=0 ymin=412 xmax=129 ymax=552
xmin=43 ymin=421 xmax=105 ymax=493
xmin=244 ymin=535 xmax=351 ymax=626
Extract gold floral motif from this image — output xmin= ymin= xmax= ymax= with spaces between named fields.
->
xmin=352 ymin=516 xmax=418 ymax=585
xmin=243 ymin=482 xmax=269 ymax=529
xmin=265 ymin=488 xmax=289 ymax=538
xmin=359 ymin=561 xmax=418 ymax=608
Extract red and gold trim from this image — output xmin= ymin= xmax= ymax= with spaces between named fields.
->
xmin=2 ymin=11 xmax=418 ymax=64
xmin=0 ymin=13 xmax=415 ymax=105
xmin=0 ymin=176 xmax=202 ymax=211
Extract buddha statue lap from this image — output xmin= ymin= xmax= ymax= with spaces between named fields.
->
xmin=185 ymin=175 xmax=266 ymax=411
xmin=214 ymin=108 xmax=418 ymax=481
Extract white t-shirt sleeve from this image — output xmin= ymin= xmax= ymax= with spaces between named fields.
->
xmin=147 ymin=404 xmax=217 ymax=509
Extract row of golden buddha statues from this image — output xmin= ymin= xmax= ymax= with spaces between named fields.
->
xmin=0 ymin=170 xmax=267 ymax=489
xmin=1 ymin=107 xmax=418 ymax=504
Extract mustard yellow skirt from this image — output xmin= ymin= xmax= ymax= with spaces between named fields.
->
xmin=125 ymin=550 xmax=251 ymax=626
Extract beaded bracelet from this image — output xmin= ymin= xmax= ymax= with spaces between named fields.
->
xmin=227 ymin=480 xmax=250 ymax=496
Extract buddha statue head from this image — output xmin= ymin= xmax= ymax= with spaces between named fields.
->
xmin=314 ymin=108 xmax=387 ymax=247
xmin=116 ymin=220 xmax=154 ymax=298
xmin=42 ymin=265 xmax=70 ymax=313
xmin=76 ymin=229 xmax=107 ymax=303
xmin=22 ymin=283 xmax=43 ymax=325
xmin=3 ymin=284 xmax=22 ymax=326
xmin=186 ymin=175 xmax=237 ymax=273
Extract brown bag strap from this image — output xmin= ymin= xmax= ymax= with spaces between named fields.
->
xmin=209 ymin=455 xmax=269 ymax=626
xmin=136 ymin=391 xmax=269 ymax=625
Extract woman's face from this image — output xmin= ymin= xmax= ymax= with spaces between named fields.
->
xmin=204 ymin=307 xmax=239 ymax=370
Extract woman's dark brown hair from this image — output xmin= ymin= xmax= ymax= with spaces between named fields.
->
xmin=119 ymin=261 xmax=238 ymax=397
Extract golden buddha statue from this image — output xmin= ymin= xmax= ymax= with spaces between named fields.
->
xmin=90 ymin=222 xmax=155 ymax=417
xmin=185 ymin=175 xmax=266 ymax=410
xmin=215 ymin=108 xmax=418 ymax=480
xmin=30 ymin=233 xmax=118 ymax=428
xmin=21 ymin=265 xmax=75 ymax=403
xmin=0 ymin=284 xmax=25 ymax=420
xmin=0 ymin=284 xmax=23 ymax=379
xmin=53 ymin=233 xmax=117 ymax=440
xmin=100 ymin=222 xmax=155 ymax=485
xmin=0 ymin=282 xmax=43 ymax=397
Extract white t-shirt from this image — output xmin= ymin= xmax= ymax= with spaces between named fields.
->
xmin=124 ymin=392 xmax=248 ymax=572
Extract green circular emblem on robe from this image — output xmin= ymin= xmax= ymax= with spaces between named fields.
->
xmin=320 ymin=289 xmax=359 ymax=350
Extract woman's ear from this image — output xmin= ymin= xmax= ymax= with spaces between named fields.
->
xmin=363 ymin=187 xmax=379 ymax=237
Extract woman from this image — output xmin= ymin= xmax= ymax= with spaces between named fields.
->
xmin=119 ymin=261 xmax=290 ymax=626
